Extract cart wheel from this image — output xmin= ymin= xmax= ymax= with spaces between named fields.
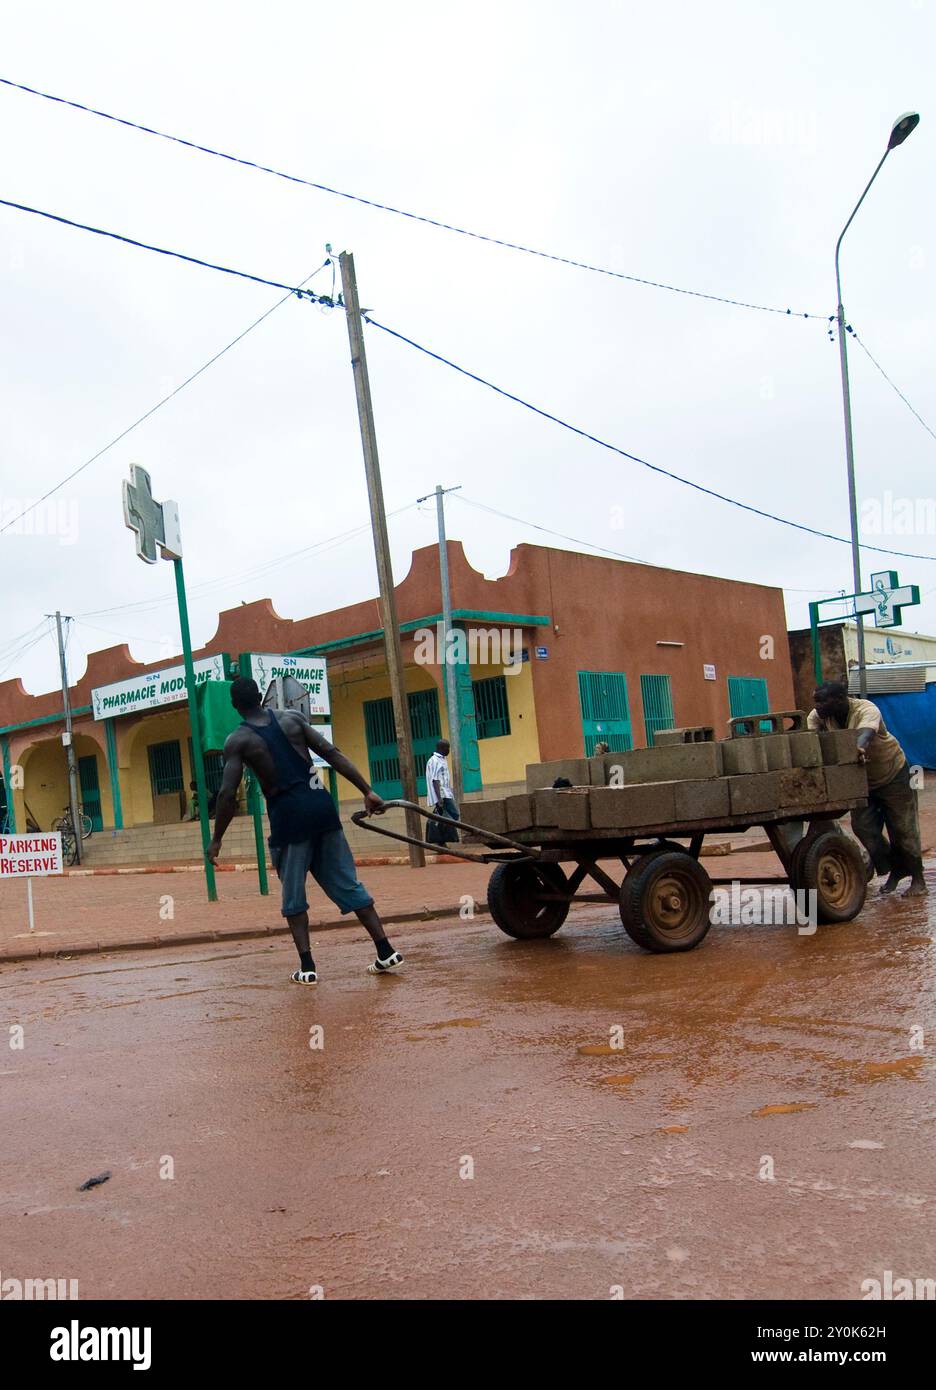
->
xmin=487 ymin=862 xmax=570 ymax=940
xmin=619 ymin=850 xmax=713 ymax=953
xmin=791 ymin=830 xmax=866 ymax=923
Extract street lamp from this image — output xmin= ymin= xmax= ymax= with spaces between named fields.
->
xmin=835 ymin=111 xmax=919 ymax=697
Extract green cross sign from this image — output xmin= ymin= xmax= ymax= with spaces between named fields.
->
xmin=853 ymin=570 xmax=920 ymax=629
xmin=122 ymin=465 xmax=166 ymax=564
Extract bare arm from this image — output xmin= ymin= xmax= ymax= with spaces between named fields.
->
xmin=207 ymin=739 xmax=244 ymax=861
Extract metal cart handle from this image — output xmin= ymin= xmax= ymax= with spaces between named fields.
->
xmin=351 ymin=799 xmax=538 ymax=862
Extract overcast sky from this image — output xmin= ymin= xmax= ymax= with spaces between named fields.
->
xmin=1 ymin=0 xmax=933 ymax=699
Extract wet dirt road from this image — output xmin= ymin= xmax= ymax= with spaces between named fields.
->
xmin=2 ymin=881 xmax=934 ymax=1301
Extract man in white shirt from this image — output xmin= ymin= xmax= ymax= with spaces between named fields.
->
xmin=426 ymin=739 xmax=459 ymax=844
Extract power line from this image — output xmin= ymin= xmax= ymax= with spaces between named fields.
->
xmin=0 ymin=196 xmax=334 ymax=300
xmin=0 ymin=255 xmax=331 ymax=537
xmin=0 ymin=73 xmax=823 ymax=320
xmin=851 ymin=329 xmax=936 ymax=445
xmin=364 ymin=315 xmax=936 ymax=563
xmin=453 ymin=496 xmax=856 ymax=596
xmin=0 ymin=621 xmax=52 ymax=681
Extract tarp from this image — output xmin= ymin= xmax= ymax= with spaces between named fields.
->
xmin=871 ymin=685 xmax=936 ymax=770
xmin=195 ymin=679 xmax=241 ymax=753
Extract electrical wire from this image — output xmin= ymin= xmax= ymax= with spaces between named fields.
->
xmin=0 ymin=256 xmax=331 ymax=537
xmin=363 ymin=315 xmax=936 ymax=563
xmin=0 ymin=622 xmax=52 ymax=680
xmin=851 ymin=329 xmax=936 ymax=445
xmin=0 ymin=73 xmax=822 ymax=320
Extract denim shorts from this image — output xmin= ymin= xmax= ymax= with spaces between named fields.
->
xmin=271 ymin=829 xmax=374 ymax=918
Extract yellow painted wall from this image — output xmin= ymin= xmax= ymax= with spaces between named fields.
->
xmin=469 ymin=659 xmax=541 ymax=788
xmin=120 ymin=709 xmax=197 ymax=826
xmin=17 ymin=736 xmax=69 ymax=831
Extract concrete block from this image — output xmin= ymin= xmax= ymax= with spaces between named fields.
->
xmin=504 ymin=794 xmax=534 ymax=831
xmin=463 ymin=799 xmax=507 ymax=835
xmin=728 ymin=772 xmax=781 ymax=817
xmin=588 ymin=756 xmax=608 ymax=785
xmin=602 ymin=742 xmax=723 ymax=786
xmin=654 ymin=726 xmax=715 ymax=745
xmin=823 ymin=763 xmax=869 ymax=802
xmin=674 ymin=777 xmax=730 ymax=821
xmin=818 ymin=729 xmax=861 ymax=765
xmin=525 ymin=758 xmax=590 ymax=792
xmin=720 ymin=738 xmax=769 ymax=776
xmin=533 ymin=788 xmax=591 ymax=830
xmin=778 ymin=767 xmax=826 ymax=808
xmin=788 ymin=730 xmax=822 ymax=768
xmin=761 ymin=733 xmax=792 ymax=770
xmin=589 ymin=782 xmax=678 ymax=829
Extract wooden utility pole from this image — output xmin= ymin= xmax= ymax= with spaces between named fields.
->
xmin=339 ymin=252 xmax=425 ymax=867
xmin=53 ymin=612 xmax=82 ymax=864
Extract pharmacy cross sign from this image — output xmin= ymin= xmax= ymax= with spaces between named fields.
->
xmin=122 ymin=464 xmax=183 ymax=564
xmin=853 ymin=570 xmax=920 ymax=629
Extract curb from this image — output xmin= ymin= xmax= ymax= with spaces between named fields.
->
xmin=63 ymin=853 xmax=468 ymax=876
xmin=0 ymin=901 xmax=490 ymax=965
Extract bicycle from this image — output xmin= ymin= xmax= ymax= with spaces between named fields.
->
xmin=58 ymin=821 xmax=80 ymax=867
xmin=51 ymin=804 xmax=94 ymax=840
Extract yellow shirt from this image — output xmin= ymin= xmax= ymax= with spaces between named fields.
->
xmin=807 ymin=698 xmax=905 ymax=790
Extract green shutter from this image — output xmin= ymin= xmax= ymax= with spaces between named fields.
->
xmin=363 ymin=690 xmax=442 ymax=798
xmin=640 ymin=674 xmax=675 ymax=747
xmin=727 ymin=676 xmax=770 ymax=730
xmin=148 ymin=740 xmax=183 ymax=797
xmin=188 ymin=738 xmax=225 ymax=796
xmin=577 ymin=671 xmax=632 ymax=755
xmin=472 ymin=675 xmax=511 ymax=739
xmin=78 ymin=754 xmax=103 ymax=831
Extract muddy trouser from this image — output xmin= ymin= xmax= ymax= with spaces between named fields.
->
xmin=849 ymin=762 xmax=922 ymax=879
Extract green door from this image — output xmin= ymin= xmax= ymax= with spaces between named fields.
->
xmin=728 ymin=676 xmax=770 ymax=729
xmin=148 ymin=740 xmax=184 ymax=796
xmin=577 ymin=671 xmax=632 ymax=755
xmin=188 ymin=739 xmax=225 ymax=797
xmin=78 ymin=754 xmax=103 ymax=831
xmin=640 ymin=673 xmax=675 ymax=746
xmin=363 ymin=690 xmax=442 ymax=799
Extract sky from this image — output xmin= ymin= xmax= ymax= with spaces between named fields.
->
xmin=1 ymin=0 xmax=933 ymax=699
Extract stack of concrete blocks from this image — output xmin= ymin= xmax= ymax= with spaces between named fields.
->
xmin=460 ymin=712 xmax=867 ymax=842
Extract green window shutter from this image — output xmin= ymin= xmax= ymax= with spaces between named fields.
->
xmin=640 ymin=674 xmax=675 ymax=747
xmin=472 ymin=675 xmax=511 ymax=739
xmin=577 ymin=671 xmax=632 ymax=755
xmin=148 ymin=740 xmax=184 ymax=796
xmin=363 ymin=691 xmax=442 ymax=799
xmin=187 ymin=738 xmax=225 ymax=796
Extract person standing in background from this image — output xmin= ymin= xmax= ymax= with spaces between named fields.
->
xmin=426 ymin=739 xmax=459 ymax=844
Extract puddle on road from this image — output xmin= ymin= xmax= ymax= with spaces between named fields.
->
xmin=424 ymin=1018 xmax=484 ymax=1030
xmin=577 ymin=1043 xmax=617 ymax=1056
xmin=661 ymin=1125 xmax=689 ymax=1133
xmin=860 ymin=1057 xmax=923 ymax=1078
xmin=598 ymin=1074 xmax=635 ymax=1088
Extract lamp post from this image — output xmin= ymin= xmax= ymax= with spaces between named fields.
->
xmin=835 ymin=111 xmax=919 ymax=697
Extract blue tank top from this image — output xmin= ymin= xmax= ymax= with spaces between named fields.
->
xmin=242 ymin=712 xmax=341 ymax=847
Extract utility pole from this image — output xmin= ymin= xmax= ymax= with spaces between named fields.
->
xmin=53 ymin=612 xmax=82 ymax=865
xmin=417 ymin=485 xmax=463 ymax=808
xmin=339 ymin=251 xmax=425 ymax=867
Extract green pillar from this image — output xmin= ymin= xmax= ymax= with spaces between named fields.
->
xmin=245 ymin=771 xmax=269 ymax=896
xmin=809 ymin=602 xmax=823 ymax=686
xmin=174 ymin=557 xmax=217 ymax=902
xmin=451 ymin=625 xmax=482 ymax=793
xmin=1 ymin=736 xmax=15 ymax=832
xmin=103 ymin=718 xmax=124 ymax=829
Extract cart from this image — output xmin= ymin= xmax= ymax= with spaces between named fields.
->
xmin=352 ymin=794 xmax=870 ymax=953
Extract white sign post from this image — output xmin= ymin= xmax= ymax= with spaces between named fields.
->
xmin=0 ymin=832 xmax=64 ymax=935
